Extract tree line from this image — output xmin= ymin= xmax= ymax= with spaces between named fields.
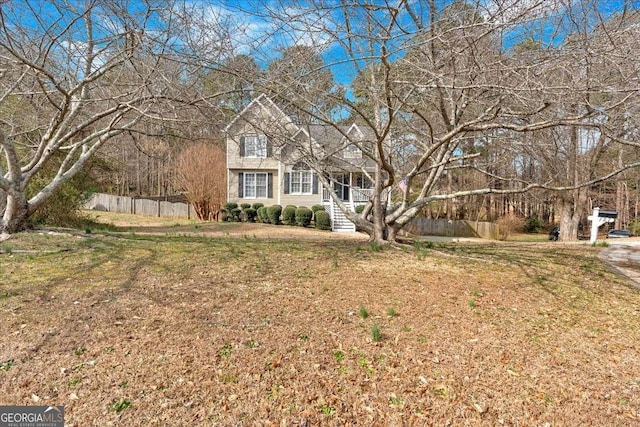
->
xmin=1 ymin=0 xmax=639 ymax=242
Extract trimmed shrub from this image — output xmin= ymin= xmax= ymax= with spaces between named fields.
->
xmin=282 ymin=205 xmax=297 ymax=225
xmin=267 ymin=205 xmax=282 ymax=225
xmin=257 ymin=206 xmax=268 ymax=223
xmin=224 ymin=202 xmax=238 ymax=212
xmin=355 ymin=205 xmax=365 ymax=214
xmin=244 ymin=208 xmax=257 ymax=222
xmin=240 ymin=203 xmax=251 ymax=210
xmin=252 ymin=203 xmax=264 ymax=211
xmin=315 ymin=210 xmax=331 ymax=230
xmin=295 ymin=207 xmax=313 ymax=227
xmin=230 ymin=208 xmax=242 ymax=222
xmin=311 ymin=204 xmax=324 ymax=213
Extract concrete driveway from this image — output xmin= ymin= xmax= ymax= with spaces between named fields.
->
xmin=600 ymin=239 xmax=640 ymax=288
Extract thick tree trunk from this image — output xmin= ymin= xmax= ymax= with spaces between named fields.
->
xmin=1 ymin=192 xmax=29 ymax=238
xmin=558 ymin=188 xmax=588 ymax=241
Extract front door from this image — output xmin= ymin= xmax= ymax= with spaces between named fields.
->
xmin=333 ymin=173 xmax=350 ymax=201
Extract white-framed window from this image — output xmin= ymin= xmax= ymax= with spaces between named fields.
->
xmin=243 ymin=135 xmax=268 ymax=158
xmin=290 ymin=170 xmax=313 ymax=194
xmin=243 ymin=172 xmax=268 ymax=198
xmin=344 ymin=144 xmax=362 ymax=159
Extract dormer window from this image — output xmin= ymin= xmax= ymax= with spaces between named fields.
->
xmin=241 ymin=135 xmax=269 ymax=158
xmin=344 ymin=144 xmax=362 ymax=159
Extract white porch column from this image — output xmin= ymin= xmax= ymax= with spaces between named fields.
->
xmin=589 ymin=207 xmax=600 ymax=244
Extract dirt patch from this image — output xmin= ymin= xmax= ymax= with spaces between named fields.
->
xmin=1 ymin=225 xmax=639 ymax=426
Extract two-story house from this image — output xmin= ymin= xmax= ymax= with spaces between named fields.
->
xmin=224 ymin=94 xmax=376 ymax=231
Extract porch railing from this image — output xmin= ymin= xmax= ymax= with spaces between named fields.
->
xmin=322 ymin=187 xmax=373 ymax=203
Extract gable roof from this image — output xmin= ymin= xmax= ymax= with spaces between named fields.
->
xmin=225 ymin=95 xmax=377 ymax=169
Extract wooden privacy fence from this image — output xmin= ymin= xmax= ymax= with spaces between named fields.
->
xmin=405 ymin=218 xmax=499 ymax=239
xmin=85 ymin=193 xmax=194 ymax=219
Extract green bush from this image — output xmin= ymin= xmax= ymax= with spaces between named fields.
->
xmin=315 ymin=210 xmax=331 ymax=230
xmin=311 ymin=204 xmax=324 ymax=213
xmin=524 ymin=216 xmax=545 ymax=233
xmin=257 ymin=206 xmax=268 ymax=223
xmin=224 ymin=202 xmax=238 ymax=212
xmin=252 ymin=203 xmax=264 ymax=211
xmin=295 ymin=207 xmax=313 ymax=227
xmin=355 ymin=205 xmax=365 ymax=214
xmin=267 ymin=205 xmax=282 ymax=225
xmin=230 ymin=208 xmax=242 ymax=222
xmin=244 ymin=208 xmax=257 ymax=222
xmin=282 ymin=205 xmax=297 ymax=225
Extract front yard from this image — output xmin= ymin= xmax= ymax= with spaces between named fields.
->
xmin=1 ymin=217 xmax=639 ymax=425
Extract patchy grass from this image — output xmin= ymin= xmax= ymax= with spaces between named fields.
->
xmin=0 ymin=219 xmax=639 ymax=425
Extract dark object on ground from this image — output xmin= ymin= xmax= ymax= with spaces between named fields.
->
xmin=606 ymin=229 xmax=632 ymax=238
xmin=549 ymin=226 xmax=560 ymax=241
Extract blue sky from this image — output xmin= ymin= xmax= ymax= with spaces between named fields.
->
xmin=211 ymin=0 xmax=640 ymax=85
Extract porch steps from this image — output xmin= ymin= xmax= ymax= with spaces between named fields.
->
xmin=331 ymin=202 xmax=356 ymax=232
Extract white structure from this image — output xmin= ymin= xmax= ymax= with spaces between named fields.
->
xmin=588 ymin=207 xmax=617 ymax=244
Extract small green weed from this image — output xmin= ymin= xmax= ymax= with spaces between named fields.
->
xmin=218 ymin=343 xmax=233 ymax=358
xmin=119 ymin=381 xmax=129 ymax=388
xmin=433 ymin=385 xmax=447 ymax=398
xmin=387 ymin=307 xmax=397 ymax=317
xmin=1 ymin=245 xmax=12 ymax=254
xmin=73 ymin=347 xmax=87 ymax=356
xmin=359 ymin=305 xmax=369 ymax=319
xmin=244 ymin=340 xmax=258 ymax=349
xmin=109 ymin=398 xmax=132 ymax=413
xmin=332 ymin=254 xmax=338 ymax=268
xmin=468 ymin=299 xmax=477 ymax=308
xmin=320 ymin=405 xmax=336 ymax=415
xmin=592 ymin=241 xmax=609 ymax=247
xmin=0 ymin=359 xmax=15 ymax=371
xmin=369 ymin=241 xmax=382 ymax=252
xmin=68 ymin=377 xmax=82 ymax=387
xmin=333 ymin=351 xmax=345 ymax=363
xmin=371 ymin=324 xmax=382 ymax=342
xmin=299 ymin=333 xmax=309 ymax=341
xmin=390 ymin=395 xmax=404 ymax=406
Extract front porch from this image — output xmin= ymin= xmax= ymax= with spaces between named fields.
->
xmin=321 ymin=172 xmax=373 ymax=232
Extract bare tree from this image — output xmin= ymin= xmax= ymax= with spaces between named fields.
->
xmin=0 ymin=0 xmax=230 ymax=239
xmin=175 ymin=142 xmax=226 ymax=221
xmin=220 ymin=0 xmax=640 ymax=242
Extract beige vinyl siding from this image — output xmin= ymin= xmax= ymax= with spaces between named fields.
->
xmin=226 ymin=127 xmax=279 ymax=170
xmin=228 ymin=170 xmax=278 ymax=205
xmin=280 ymin=194 xmax=322 ymax=208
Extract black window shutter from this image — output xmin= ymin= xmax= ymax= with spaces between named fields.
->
xmin=266 ymin=138 xmax=273 ymax=158
xmin=238 ymin=172 xmax=244 ymax=198
xmin=284 ymin=173 xmax=290 ymax=194
xmin=239 ymin=137 xmax=245 ymax=157
xmin=312 ymin=173 xmax=318 ymax=194
xmin=267 ymin=173 xmax=273 ymax=198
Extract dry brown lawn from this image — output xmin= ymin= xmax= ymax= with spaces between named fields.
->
xmin=1 ymin=213 xmax=639 ymax=426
